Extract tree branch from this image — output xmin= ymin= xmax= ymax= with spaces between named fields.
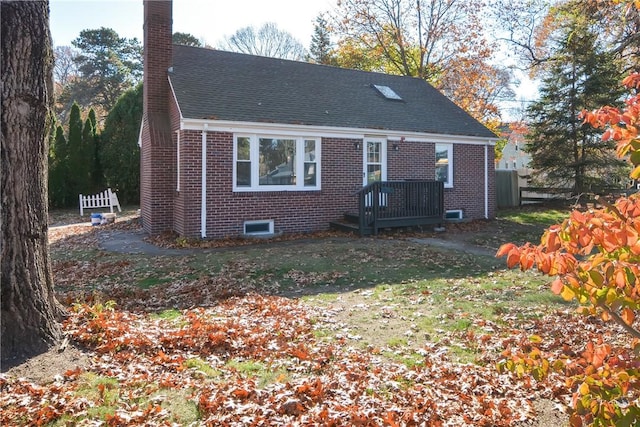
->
xmin=594 ymin=195 xmax=626 ymax=222
xmin=598 ymin=302 xmax=640 ymax=340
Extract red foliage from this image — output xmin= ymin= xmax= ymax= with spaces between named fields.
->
xmin=498 ymin=73 xmax=640 ymax=426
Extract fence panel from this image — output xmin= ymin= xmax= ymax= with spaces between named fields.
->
xmin=496 ymin=170 xmax=519 ymax=208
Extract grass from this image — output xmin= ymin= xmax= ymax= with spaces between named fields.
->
xmin=51 ymin=373 xmax=202 ymax=425
xmin=73 ymin=373 xmax=120 ymax=418
xmin=137 ymin=276 xmax=173 ymax=289
xmin=183 ymin=357 xmax=221 ymax=378
xmin=50 ymin=205 xmax=570 ymax=365
xmin=497 ymin=206 xmax=570 ymax=227
xmin=151 ymin=308 xmax=182 ymax=321
xmin=33 ymin=206 xmax=587 ymax=424
xmin=154 ymin=389 xmax=200 ymax=424
xmin=225 ymin=359 xmax=288 ymax=387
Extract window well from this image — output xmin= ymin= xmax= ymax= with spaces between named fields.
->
xmin=372 ymin=84 xmax=402 ymax=100
xmin=244 ymin=220 xmax=274 ymax=235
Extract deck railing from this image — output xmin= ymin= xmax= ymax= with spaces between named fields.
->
xmin=355 ymin=180 xmax=445 ymax=235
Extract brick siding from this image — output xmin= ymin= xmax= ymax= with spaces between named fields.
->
xmin=444 ymin=144 xmax=495 ymax=219
xmin=171 ymin=133 xmax=495 ymax=238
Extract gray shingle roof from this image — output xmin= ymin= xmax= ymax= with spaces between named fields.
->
xmin=169 ymin=45 xmax=496 ymax=138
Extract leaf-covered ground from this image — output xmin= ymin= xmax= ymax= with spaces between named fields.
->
xmin=2 ymin=208 xmax=632 ymax=425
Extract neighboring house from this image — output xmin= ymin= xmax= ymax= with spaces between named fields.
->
xmin=496 ymin=122 xmax=531 ymax=187
xmin=140 ymin=1 xmax=498 ymax=239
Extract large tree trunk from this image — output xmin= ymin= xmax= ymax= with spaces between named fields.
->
xmin=1 ymin=0 xmax=64 ymax=364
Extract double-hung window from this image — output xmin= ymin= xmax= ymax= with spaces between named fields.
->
xmin=435 ymin=143 xmax=453 ymax=188
xmin=234 ymin=135 xmax=320 ymax=191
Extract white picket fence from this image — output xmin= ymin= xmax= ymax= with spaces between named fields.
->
xmin=79 ymin=188 xmax=122 ymax=216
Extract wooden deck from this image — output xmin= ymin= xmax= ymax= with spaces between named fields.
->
xmin=330 ymin=180 xmax=445 ymax=236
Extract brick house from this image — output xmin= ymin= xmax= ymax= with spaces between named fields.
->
xmin=140 ymin=0 xmax=497 ymax=239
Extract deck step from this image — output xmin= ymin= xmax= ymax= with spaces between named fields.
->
xmin=329 ymin=221 xmax=372 ymax=235
xmin=343 ymin=212 xmax=362 ymax=224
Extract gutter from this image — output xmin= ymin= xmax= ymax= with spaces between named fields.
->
xmin=201 ymin=124 xmax=208 ymax=238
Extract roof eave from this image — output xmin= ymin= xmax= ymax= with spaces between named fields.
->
xmin=180 ymin=118 xmax=497 ymax=146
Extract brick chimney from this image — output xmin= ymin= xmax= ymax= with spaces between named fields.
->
xmin=140 ymin=0 xmax=175 ymax=234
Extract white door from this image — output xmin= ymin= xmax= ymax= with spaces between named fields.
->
xmin=363 ymin=138 xmax=387 ymax=206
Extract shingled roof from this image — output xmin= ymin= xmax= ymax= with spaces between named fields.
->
xmin=169 ymin=45 xmax=496 ymax=139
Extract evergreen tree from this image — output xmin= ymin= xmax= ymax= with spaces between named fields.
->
xmin=48 ymin=104 xmax=105 ymax=207
xmin=83 ymin=108 xmax=103 ymax=192
xmin=172 ymin=32 xmax=202 ymax=47
xmin=309 ymin=14 xmax=336 ymax=65
xmin=48 ymin=125 xmax=68 ymax=208
xmin=525 ymin=9 xmax=626 ymax=193
xmin=56 ymin=27 xmax=142 ymax=120
xmin=66 ymin=102 xmax=89 ymax=200
xmin=101 ymin=83 xmax=142 ymax=204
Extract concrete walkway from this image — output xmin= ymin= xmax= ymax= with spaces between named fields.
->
xmin=98 ymin=230 xmax=196 ymax=256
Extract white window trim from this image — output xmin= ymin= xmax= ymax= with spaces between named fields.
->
xmin=435 ymin=143 xmax=453 ymax=188
xmin=362 ymin=137 xmax=387 ymax=186
xmin=176 ymin=130 xmax=180 ymax=192
xmin=233 ymin=134 xmax=321 ymax=192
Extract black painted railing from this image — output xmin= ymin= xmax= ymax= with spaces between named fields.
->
xmin=355 ymin=180 xmax=445 ymax=235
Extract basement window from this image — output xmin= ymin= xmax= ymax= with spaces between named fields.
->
xmin=372 ymin=84 xmax=403 ymax=101
xmin=445 ymin=210 xmax=463 ymax=220
xmin=244 ymin=220 xmax=274 ymax=236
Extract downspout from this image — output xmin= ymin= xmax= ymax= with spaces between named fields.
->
xmin=201 ymin=124 xmax=208 ymax=238
xmin=484 ymin=142 xmax=489 ymax=219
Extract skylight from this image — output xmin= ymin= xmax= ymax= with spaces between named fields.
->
xmin=372 ymin=84 xmax=402 ymax=101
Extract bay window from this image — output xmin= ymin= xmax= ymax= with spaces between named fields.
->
xmin=234 ymin=135 xmax=320 ymax=191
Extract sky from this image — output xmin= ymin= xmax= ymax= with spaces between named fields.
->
xmin=49 ymin=0 xmax=537 ymax=120
xmin=50 ymin=0 xmax=333 ymax=48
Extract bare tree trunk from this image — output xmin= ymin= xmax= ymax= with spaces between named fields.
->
xmin=1 ymin=0 xmax=64 ymax=364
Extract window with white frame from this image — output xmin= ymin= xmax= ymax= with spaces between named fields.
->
xmin=176 ymin=131 xmax=181 ymax=191
xmin=234 ymin=135 xmax=320 ymax=191
xmin=435 ymin=143 xmax=453 ymax=188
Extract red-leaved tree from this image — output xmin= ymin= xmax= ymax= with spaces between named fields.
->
xmin=498 ymin=73 xmax=640 ymax=426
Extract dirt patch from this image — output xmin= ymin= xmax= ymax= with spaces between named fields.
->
xmin=308 ymin=287 xmax=431 ymax=350
xmin=528 ymin=399 xmax=569 ymax=427
xmin=1 ymin=345 xmax=91 ymax=384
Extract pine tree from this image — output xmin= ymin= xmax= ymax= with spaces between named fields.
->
xmin=65 ymin=102 xmax=88 ymax=201
xmin=172 ymin=32 xmax=202 ymax=47
xmin=83 ymin=108 xmax=103 ymax=192
xmin=526 ymin=10 xmax=626 ymax=193
xmin=48 ymin=125 xmax=68 ymax=207
xmin=101 ymin=83 xmax=142 ymax=204
xmin=309 ymin=14 xmax=335 ymax=65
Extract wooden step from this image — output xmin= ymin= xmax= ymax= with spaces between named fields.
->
xmin=329 ymin=221 xmax=372 ymax=235
xmin=343 ymin=212 xmax=362 ymax=224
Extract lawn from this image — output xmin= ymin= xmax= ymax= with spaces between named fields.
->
xmin=3 ymin=205 xmax=622 ymax=426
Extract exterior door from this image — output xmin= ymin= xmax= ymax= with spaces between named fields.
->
xmin=363 ymin=138 xmax=387 ymax=206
